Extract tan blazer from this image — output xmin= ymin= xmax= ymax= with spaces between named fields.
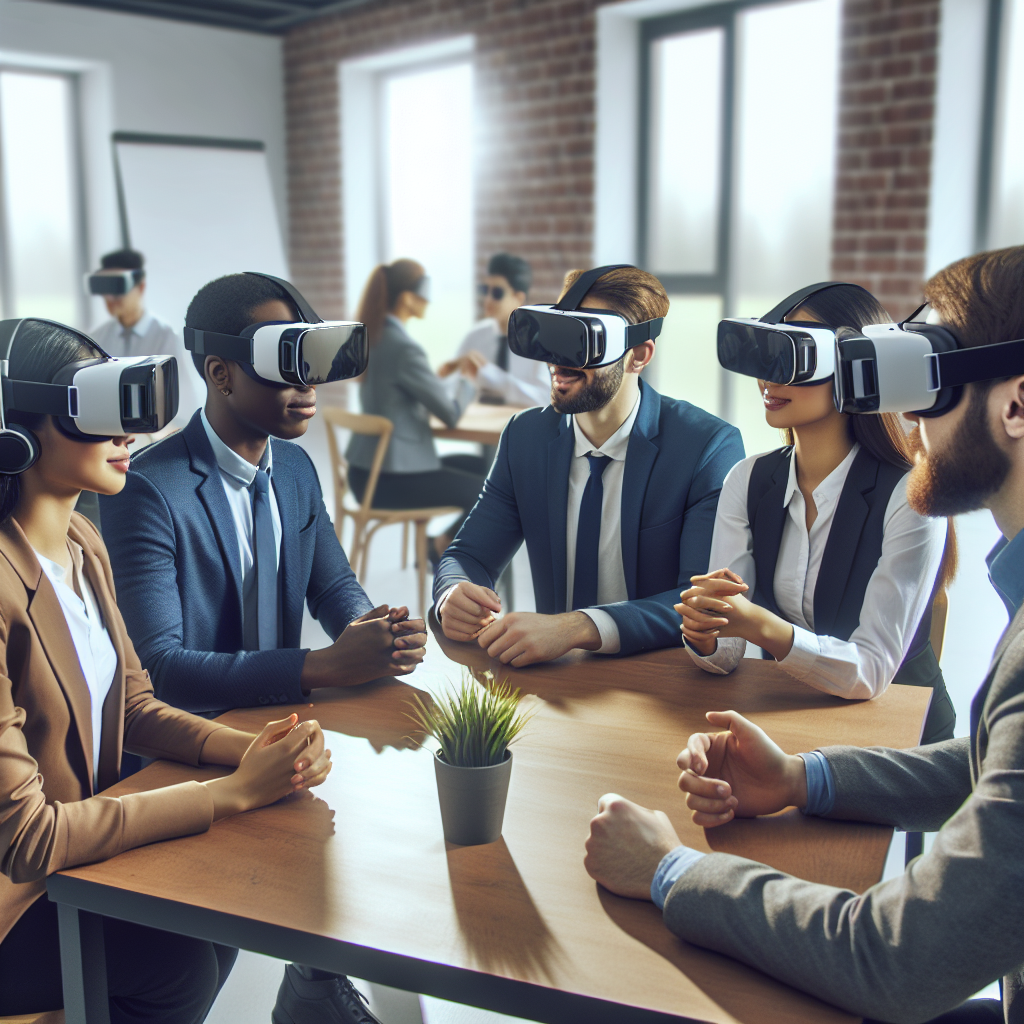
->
xmin=0 ymin=512 xmax=225 ymax=943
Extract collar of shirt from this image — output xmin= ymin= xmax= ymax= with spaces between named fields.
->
xmin=987 ymin=529 xmax=1024 ymax=619
xmin=570 ymin=390 xmax=641 ymax=461
xmin=200 ymin=407 xmax=272 ymax=487
xmin=782 ymin=442 xmax=861 ymax=512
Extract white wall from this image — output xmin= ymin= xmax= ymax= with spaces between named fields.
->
xmin=0 ymin=0 xmax=286 ymax=320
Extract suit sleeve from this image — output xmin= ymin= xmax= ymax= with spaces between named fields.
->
xmin=602 ymin=423 xmax=745 ymax=656
xmin=102 ymin=471 xmax=308 ymax=714
xmin=433 ymin=420 xmax=524 ymax=602
xmin=662 ymin=665 xmax=1024 ymax=1023
xmin=396 ymin=342 xmax=476 ymax=427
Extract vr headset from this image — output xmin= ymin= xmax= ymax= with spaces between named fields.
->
xmin=183 ymin=273 xmax=369 ymax=388
xmin=507 ymin=264 xmax=664 ymax=368
xmin=0 ymin=318 xmax=179 ymax=474
xmin=86 ymin=268 xmax=144 ymax=296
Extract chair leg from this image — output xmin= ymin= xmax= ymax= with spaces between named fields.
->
xmin=415 ymin=521 xmax=428 ymax=619
xmin=402 ymin=521 xmax=409 ymax=570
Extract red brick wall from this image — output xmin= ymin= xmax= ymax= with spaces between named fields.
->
xmin=284 ymin=0 xmax=942 ymax=322
xmin=832 ymin=0 xmax=942 ymax=320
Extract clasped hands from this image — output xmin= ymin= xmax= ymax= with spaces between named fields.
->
xmin=584 ymin=710 xmax=809 ymax=900
xmin=438 ymin=582 xmax=601 ymax=666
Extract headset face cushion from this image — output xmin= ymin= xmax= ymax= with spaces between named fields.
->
xmin=0 ymin=425 xmax=39 ymax=475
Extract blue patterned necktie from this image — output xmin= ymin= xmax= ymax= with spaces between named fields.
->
xmin=572 ymin=453 xmax=610 ymax=610
xmin=250 ymin=468 xmax=278 ymax=650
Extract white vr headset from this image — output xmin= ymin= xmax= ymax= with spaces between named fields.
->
xmin=508 ymin=264 xmax=664 ymax=368
xmin=183 ymin=273 xmax=369 ymax=388
xmin=86 ymin=268 xmax=144 ymax=296
xmin=0 ymin=317 xmax=179 ymax=474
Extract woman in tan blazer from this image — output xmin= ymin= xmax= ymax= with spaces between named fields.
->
xmin=0 ymin=319 xmax=333 ymax=1022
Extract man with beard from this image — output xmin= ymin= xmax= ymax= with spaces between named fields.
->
xmin=583 ymin=246 xmax=1024 ymax=1024
xmin=433 ymin=266 xmax=744 ymax=664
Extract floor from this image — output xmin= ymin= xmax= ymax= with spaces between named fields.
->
xmin=205 ymin=417 xmax=1007 ymax=1022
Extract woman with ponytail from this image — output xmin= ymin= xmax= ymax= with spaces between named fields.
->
xmin=677 ymin=284 xmax=958 ymax=743
xmin=346 ymin=259 xmax=487 ymax=559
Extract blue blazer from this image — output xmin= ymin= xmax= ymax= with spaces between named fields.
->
xmin=100 ymin=411 xmax=373 ymax=715
xmin=433 ymin=380 xmax=744 ymax=655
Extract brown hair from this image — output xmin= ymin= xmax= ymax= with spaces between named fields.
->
xmin=558 ymin=266 xmax=670 ymax=325
xmin=356 ymin=258 xmax=426 ymax=345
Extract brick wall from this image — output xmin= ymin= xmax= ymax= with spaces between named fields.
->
xmin=284 ymin=0 xmax=943 ymax=322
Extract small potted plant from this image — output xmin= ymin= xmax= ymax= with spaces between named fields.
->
xmin=407 ymin=670 xmax=531 ymax=846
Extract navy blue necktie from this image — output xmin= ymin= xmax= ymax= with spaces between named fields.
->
xmin=572 ymin=453 xmax=610 ymax=611
xmin=251 ymin=469 xmax=278 ymax=650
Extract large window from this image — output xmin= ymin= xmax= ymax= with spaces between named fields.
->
xmin=0 ymin=69 xmax=85 ymax=326
xmin=640 ymin=0 xmax=840 ymax=454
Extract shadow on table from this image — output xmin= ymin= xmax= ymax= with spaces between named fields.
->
xmin=446 ymin=837 xmax=565 ymax=985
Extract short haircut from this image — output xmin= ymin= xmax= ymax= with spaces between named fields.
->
xmin=184 ymin=273 xmax=298 ymax=377
xmin=488 ymin=253 xmax=531 ymax=295
xmin=100 ymin=248 xmax=144 ymax=271
xmin=558 ymin=266 xmax=669 ymax=325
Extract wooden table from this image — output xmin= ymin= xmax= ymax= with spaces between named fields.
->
xmin=50 ymin=625 xmax=931 ymax=1024
xmin=430 ymin=402 xmax=520 ymax=445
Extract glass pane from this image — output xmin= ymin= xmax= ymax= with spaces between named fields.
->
xmin=652 ymin=294 xmax=723 ymax=411
xmin=646 ymin=28 xmax=724 ymax=275
xmin=731 ymin=0 xmax=840 ymax=318
xmin=0 ymin=71 xmax=81 ymax=325
xmin=989 ymin=0 xmax=1024 ymax=248
xmin=383 ymin=61 xmax=474 ymax=367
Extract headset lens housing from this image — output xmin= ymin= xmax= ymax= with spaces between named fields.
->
xmin=717 ymin=322 xmax=796 ymax=384
xmin=279 ymin=323 xmax=369 ymax=386
xmin=509 ymin=308 xmax=599 ymax=368
xmin=120 ymin=358 xmax=179 ymax=432
xmin=86 ymin=270 xmax=142 ymax=296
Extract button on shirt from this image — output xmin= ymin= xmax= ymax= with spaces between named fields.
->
xmin=35 ymin=542 xmax=118 ymax=786
xmin=201 ymin=410 xmax=282 ymax=644
xmin=687 ymin=445 xmax=947 ymax=699
xmin=565 ymin=392 xmax=642 ymax=654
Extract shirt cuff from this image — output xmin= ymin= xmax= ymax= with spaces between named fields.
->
xmin=579 ymin=607 xmax=620 ymax=654
xmin=651 ymin=845 xmax=706 ymax=909
xmin=684 ymin=635 xmax=744 ymax=674
xmin=798 ymin=751 xmax=836 ymax=817
xmin=779 ymin=625 xmax=821 ymax=673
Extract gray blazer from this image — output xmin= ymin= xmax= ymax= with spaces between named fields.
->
xmin=347 ymin=317 xmax=477 ymax=474
xmin=664 ymin=606 xmax=1024 ymax=1024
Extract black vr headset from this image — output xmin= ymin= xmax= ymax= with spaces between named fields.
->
xmin=183 ymin=273 xmax=369 ymax=388
xmin=507 ymin=264 xmax=664 ymax=368
xmin=0 ymin=318 xmax=179 ymax=474
xmin=86 ymin=268 xmax=144 ymax=296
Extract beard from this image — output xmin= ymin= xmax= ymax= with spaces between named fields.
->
xmin=550 ymin=357 xmax=625 ymax=415
xmin=906 ymin=386 xmax=1011 ymax=517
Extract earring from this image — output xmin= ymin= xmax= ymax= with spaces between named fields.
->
xmin=220 ymin=388 xmax=232 ymax=396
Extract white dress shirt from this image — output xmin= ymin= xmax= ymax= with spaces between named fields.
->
xmin=687 ymin=444 xmax=947 ymax=699
xmin=456 ymin=319 xmax=551 ymax=407
xmin=201 ymin=410 xmax=282 ymax=641
xmin=564 ymin=391 xmax=642 ymax=655
xmin=35 ymin=542 xmax=118 ymax=785
xmin=91 ymin=311 xmax=203 ymax=429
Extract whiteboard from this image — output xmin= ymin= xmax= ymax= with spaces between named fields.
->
xmin=114 ymin=137 xmax=288 ymax=333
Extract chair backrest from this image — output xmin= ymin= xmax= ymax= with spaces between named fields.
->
xmin=320 ymin=407 xmax=394 ymax=519
xmin=930 ymin=588 xmax=949 ymax=662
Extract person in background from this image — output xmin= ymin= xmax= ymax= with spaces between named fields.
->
xmin=434 ymin=266 xmax=744 ymax=666
xmin=583 ymin=247 xmax=1024 ymax=1024
xmin=438 ymin=252 xmax=550 ymax=408
xmin=679 ymin=283 xmax=957 ymax=744
xmin=0 ymin=318 xmax=333 ymax=1023
xmin=346 ymin=258 xmax=486 ymax=562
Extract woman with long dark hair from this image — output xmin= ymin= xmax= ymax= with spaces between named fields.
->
xmin=0 ymin=319 xmax=332 ymax=1021
xmin=678 ymin=284 xmax=958 ymax=743
xmin=345 ymin=259 xmax=488 ymax=558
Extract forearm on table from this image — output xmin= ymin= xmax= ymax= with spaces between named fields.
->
xmin=779 ymin=628 xmax=899 ymax=700
xmin=199 ymin=726 xmax=253 ymax=766
xmin=604 ymin=592 xmax=688 ymax=656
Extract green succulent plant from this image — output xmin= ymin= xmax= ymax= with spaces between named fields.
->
xmin=406 ymin=669 xmax=532 ymax=768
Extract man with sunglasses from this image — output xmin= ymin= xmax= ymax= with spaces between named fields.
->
xmin=438 ymin=253 xmax=550 ymax=407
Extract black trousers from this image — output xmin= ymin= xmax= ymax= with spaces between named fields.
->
xmin=866 ymin=998 xmax=1003 ymax=1023
xmin=0 ymin=894 xmax=236 ymax=1022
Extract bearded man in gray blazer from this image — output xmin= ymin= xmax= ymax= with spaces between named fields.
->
xmin=584 ymin=246 xmax=1024 ymax=1024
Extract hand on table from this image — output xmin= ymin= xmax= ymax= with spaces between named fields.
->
xmin=584 ymin=794 xmax=682 ymax=900
xmin=206 ymin=714 xmax=332 ymax=820
xmin=477 ymin=610 xmax=601 ymax=666
xmin=439 ymin=582 xmax=502 ymax=642
xmin=676 ymin=710 xmax=808 ymax=827
xmin=385 ymin=605 xmax=428 ymax=655
xmin=438 ymin=352 xmax=487 ymax=380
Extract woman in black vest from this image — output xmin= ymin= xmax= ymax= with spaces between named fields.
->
xmin=678 ymin=284 xmax=957 ymax=743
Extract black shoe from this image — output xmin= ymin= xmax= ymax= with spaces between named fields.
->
xmin=271 ymin=964 xmax=382 ymax=1024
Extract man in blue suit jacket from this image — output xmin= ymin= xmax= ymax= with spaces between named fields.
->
xmin=434 ymin=267 xmax=744 ymax=665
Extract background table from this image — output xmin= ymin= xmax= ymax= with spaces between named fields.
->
xmin=430 ymin=402 xmax=520 ymax=445
xmin=50 ymin=626 xmax=931 ymax=1024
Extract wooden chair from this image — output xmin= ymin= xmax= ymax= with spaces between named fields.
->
xmin=0 ymin=1011 xmax=65 ymax=1023
xmin=321 ymin=408 xmax=460 ymax=616
xmin=930 ymin=587 xmax=948 ymax=661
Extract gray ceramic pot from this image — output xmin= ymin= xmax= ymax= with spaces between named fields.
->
xmin=433 ymin=750 xmax=513 ymax=846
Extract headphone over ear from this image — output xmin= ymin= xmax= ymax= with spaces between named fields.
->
xmin=0 ymin=422 xmax=40 ymax=475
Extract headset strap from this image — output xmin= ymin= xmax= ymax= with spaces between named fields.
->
xmin=626 ymin=317 xmax=664 ymax=344
xmin=554 ymin=265 xmax=634 ymax=311
xmin=183 ymin=328 xmax=254 ymax=363
xmin=245 ymin=272 xmax=322 ymax=324
xmin=2 ymin=378 xmax=78 ymax=417
xmin=928 ymin=338 xmax=1024 ymax=390
xmin=0 ymin=318 xmax=110 ymax=361
xmin=760 ymin=282 xmax=873 ymax=325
